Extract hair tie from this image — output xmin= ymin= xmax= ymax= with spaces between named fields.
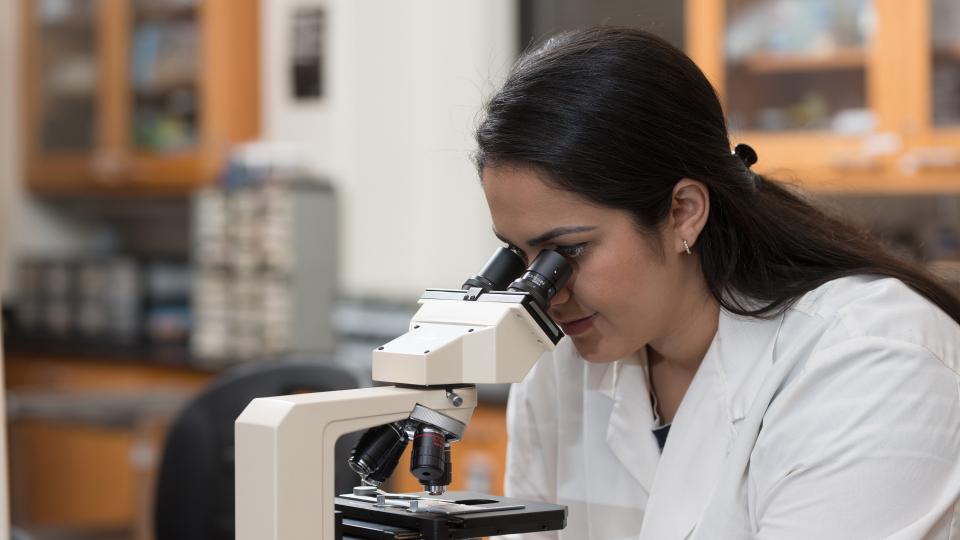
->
xmin=733 ymin=143 xmax=758 ymax=168
xmin=732 ymin=143 xmax=761 ymax=190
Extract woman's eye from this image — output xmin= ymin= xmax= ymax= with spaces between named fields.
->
xmin=555 ymin=243 xmax=586 ymax=259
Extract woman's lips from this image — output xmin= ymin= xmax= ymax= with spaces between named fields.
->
xmin=557 ymin=313 xmax=596 ymax=336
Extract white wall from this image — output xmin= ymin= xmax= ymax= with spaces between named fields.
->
xmin=0 ymin=0 xmax=20 ymax=298
xmin=262 ymin=0 xmax=517 ymax=301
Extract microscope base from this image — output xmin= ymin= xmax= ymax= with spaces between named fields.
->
xmin=335 ymin=491 xmax=566 ymax=539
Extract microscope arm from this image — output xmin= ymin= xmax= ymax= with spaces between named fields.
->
xmin=236 ymin=385 xmax=477 ymax=540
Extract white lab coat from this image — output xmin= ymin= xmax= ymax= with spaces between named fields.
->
xmin=504 ymin=275 xmax=960 ymax=539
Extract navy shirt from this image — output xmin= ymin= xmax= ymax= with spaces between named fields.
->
xmin=652 ymin=423 xmax=671 ymax=451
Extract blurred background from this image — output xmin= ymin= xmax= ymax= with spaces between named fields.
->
xmin=0 ymin=0 xmax=959 ymax=538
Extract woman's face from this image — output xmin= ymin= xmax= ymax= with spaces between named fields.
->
xmin=482 ymin=165 xmax=691 ymax=362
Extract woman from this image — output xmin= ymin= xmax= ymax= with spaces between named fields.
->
xmin=474 ymin=27 xmax=960 ymax=539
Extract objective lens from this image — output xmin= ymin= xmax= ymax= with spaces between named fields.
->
xmin=348 ymin=422 xmax=409 ymax=486
xmin=439 ymin=445 xmax=452 ymax=487
xmin=424 ymin=446 xmax=452 ymax=496
xmin=507 ymin=250 xmax=572 ymax=310
xmin=462 ymin=246 xmax=527 ymax=292
xmin=409 ymin=425 xmax=448 ymax=490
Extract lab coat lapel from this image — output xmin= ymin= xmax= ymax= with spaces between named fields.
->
xmin=638 ymin=310 xmax=784 ymax=540
xmin=601 ymin=351 xmax=661 ymax=496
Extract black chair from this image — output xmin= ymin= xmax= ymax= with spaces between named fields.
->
xmin=153 ymin=360 xmax=363 ymax=540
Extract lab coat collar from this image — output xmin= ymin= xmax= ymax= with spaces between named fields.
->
xmin=637 ymin=308 xmax=786 ymax=540
xmin=601 ymin=349 xmax=661 ymax=495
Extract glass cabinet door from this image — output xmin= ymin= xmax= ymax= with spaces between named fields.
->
xmin=129 ymin=0 xmax=200 ymax=153
xmin=35 ymin=0 xmax=99 ymax=152
xmin=723 ymin=0 xmax=876 ymax=133
xmin=931 ymin=0 xmax=960 ymax=127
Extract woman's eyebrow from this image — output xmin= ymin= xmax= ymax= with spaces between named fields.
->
xmin=492 ymin=226 xmax=595 ymax=248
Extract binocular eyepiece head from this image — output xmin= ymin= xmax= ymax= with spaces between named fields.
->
xmin=462 ymin=247 xmax=572 ymax=310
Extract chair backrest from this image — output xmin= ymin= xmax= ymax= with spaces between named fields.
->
xmin=153 ymin=360 xmax=362 ymax=540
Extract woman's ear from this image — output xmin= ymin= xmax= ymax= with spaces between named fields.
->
xmin=668 ymin=178 xmax=710 ymax=255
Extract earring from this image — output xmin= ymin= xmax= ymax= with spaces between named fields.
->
xmin=682 ymin=239 xmax=692 ymax=255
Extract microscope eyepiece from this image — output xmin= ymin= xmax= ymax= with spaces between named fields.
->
xmin=507 ymin=250 xmax=572 ymax=310
xmin=462 ymin=246 xmax=527 ymax=292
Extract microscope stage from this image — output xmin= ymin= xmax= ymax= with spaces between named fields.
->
xmin=335 ymin=491 xmax=566 ymax=539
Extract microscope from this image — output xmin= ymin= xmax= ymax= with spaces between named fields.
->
xmin=236 ymin=247 xmax=571 ymax=539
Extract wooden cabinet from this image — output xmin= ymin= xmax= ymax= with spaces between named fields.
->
xmin=22 ymin=0 xmax=260 ymax=195
xmin=686 ymin=0 xmax=960 ymax=193
xmin=6 ymin=354 xmax=212 ymax=535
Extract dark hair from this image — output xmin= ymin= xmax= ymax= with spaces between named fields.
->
xmin=475 ymin=26 xmax=960 ymax=323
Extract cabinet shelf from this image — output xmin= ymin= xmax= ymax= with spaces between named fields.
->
xmin=134 ymin=5 xmax=197 ymax=23
xmin=39 ymin=21 xmax=95 ymax=33
xmin=133 ymin=78 xmax=196 ymax=95
xmin=738 ymin=47 xmax=867 ymax=73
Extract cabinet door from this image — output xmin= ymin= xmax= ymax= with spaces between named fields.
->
xmin=930 ymin=0 xmax=960 ymax=128
xmin=23 ymin=0 xmax=105 ymax=191
xmin=722 ymin=0 xmax=874 ymax=135
xmin=128 ymin=0 xmax=200 ymax=154
xmin=127 ymin=0 xmax=260 ymax=192
xmin=124 ymin=0 xmax=209 ymax=191
xmin=901 ymin=0 xmax=960 ymax=187
xmin=728 ymin=0 xmax=884 ymax=191
xmin=686 ymin=0 xmax=950 ymax=192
